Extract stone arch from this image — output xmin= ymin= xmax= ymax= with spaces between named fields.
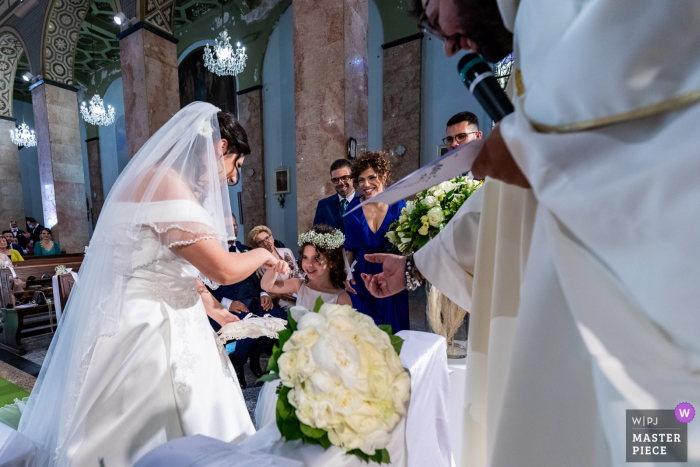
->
xmin=42 ymin=0 xmax=93 ymax=86
xmin=0 ymin=28 xmax=28 ymax=118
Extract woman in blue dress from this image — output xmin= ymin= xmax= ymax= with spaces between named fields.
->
xmin=344 ymin=151 xmax=409 ymax=333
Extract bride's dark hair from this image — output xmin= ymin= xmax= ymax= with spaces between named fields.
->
xmin=217 ymin=111 xmax=250 ymax=187
xmin=217 ymin=111 xmax=250 ymax=156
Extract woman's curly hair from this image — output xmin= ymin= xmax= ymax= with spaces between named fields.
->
xmin=298 ymin=224 xmax=346 ymax=290
xmin=351 ymin=151 xmax=392 ymax=187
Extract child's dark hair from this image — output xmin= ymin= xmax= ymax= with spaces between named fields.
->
xmin=298 ymin=224 xmax=346 ymax=290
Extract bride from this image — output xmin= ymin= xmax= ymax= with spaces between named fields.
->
xmin=16 ymin=102 xmax=289 ymax=466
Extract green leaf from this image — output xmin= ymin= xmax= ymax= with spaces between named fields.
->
xmin=313 ymin=296 xmax=324 ymax=313
xmin=378 ymin=324 xmax=393 ymax=335
xmin=318 ymin=433 xmax=332 ymax=449
xmin=278 ymin=328 xmax=292 ymax=350
xmin=266 ymin=345 xmax=280 ymax=373
xmin=390 ymin=334 xmax=404 ymax=355
xmin=257 ymin=372 xmax=280 ymax=384
xmin=300 ymin=422 xmax=326 ymax=439
xmin=347 ymin=449 xmax=370 ymax=462
xmin=283 ymin=417 xmax=303 ymax=440
xmin=380 ymin=449 xmax=391 ymax=463
xmin=276 ymin=392 xmax=292 ymax=420
xmin=286 ymin=309 xmax=298 ymax=331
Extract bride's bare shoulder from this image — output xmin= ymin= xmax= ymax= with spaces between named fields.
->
xmin=132 ymin=168 xmax=197 ymax=203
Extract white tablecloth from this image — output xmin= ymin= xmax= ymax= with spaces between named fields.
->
xmin=252 ymin=330 xmax=451 ymax=467
xmin=447 ymin=341 xmax=467 ymax=467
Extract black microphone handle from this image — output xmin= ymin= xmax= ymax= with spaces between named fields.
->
xmin=458 ymin=53 xmax=514 ymax=123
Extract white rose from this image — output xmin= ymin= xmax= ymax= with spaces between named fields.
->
xmin=297 ymin=311 xmax=326 ymax=330
xmin=423 ymin=195 xmax=438 ymax=208
xmin=433 ymin=189 xmax=445 ymax=200
xmin=296 ymin=347 xmax=316 ymax=380
xmin=358 ymin=429 xmax=392 ymax=456
xmin=325 ymin=314 xmax=360 ymax=340
xmin=311 ymin=332 xmax=362 ymax=388
xmin=367 ymin=368 xmax=391 ymax=400
xmin=290 ymin=306 xmax=310 ymax=323
xmin=278 ymin=351 xmax=299 ymax=386
xmin=398 ymin=214 xmax=407 ymax=223
xmin=284 ymin=326 xmax=320 ymax=351
xmin=427 ymin=206 xmax=445 ymax=227
xmin=328 ymin=422 xmax=364 ymax=451
xmin=310 ymin=371 xmax=340 ymax=395
xmin=330 ymin=386 xmax=363 ymax=416
xmin=319 ymin=303 xmax=355 ymax=319
xmin=391 ymin=371 xmax=411 ymax=415
xmin=296 ymin=390 xmax=317 ymax=426
xmin=418 ymin=223 xmax=429 ymax=236
xmin=312 ymin=398 xmax=339 ymax=429
xmin=405 ymin=201 xmax=415 ymax=214
xmin=345 ymin=402 xmax=384 ymax=435
xmin=438 ymin=180 xmax=456 ymax=193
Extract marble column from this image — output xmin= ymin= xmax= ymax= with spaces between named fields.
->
xmin=85 ymin=137 xmax=104 ymax=228
xmin=119 ymin=25 xmax=180 ymax=158
xmin=293 ymin=0 xmax=369 ymax=233
xmin=382 ymin=35 xmax=423 ymax=182
xmin=0 ymin=118 xmax=26 ymax=226
xmin=31 ymin=81 xmax=90 ymax=253
xmin=237 ymin=86 xmax=266 ymax=239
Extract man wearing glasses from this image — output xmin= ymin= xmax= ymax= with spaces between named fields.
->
xmin=444 ymin=111 xmax=482 ymax=153
xmin=313 ymin=159 xmax=355 ymax=233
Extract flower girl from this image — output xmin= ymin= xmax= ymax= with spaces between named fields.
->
xmin=261 ymin=225 xmax=351 ymax=309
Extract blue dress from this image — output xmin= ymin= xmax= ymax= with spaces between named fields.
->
xmin=344 ymin=198 xmax=409 ymax=333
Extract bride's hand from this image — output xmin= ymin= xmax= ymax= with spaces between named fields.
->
xmin=197 ymin=278 xmax=240 ymax=327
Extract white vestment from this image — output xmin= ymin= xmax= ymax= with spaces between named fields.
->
xmin=416 ymin=1 xmax=700 ymax=465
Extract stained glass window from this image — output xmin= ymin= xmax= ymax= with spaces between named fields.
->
xmin=495 ymin=53 xmax=514 ymax=90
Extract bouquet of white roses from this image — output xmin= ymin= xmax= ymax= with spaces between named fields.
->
xmin=259 ymin=298 xmax=409 ymax=464
xmin=387 ymin=176 xmax=482 ymax=254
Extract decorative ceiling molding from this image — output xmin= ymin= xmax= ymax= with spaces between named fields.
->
xmin=142 ymin=0 xmax=175 ymax=35
xmin=0 ymin=31 xmax=23 ymax=117
xmin=43 ymin=0 xmax=91 ymax=85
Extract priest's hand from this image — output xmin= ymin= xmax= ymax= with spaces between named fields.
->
xmin=361 ymin=253 xmax=406 ymax=298
xmin=471 ymin=123 xmax=531 ymax=189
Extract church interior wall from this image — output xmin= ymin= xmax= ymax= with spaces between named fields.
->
xmin=367 ymin=0 xmax=383 ymax=151
xmin=420 ymin=35 xmax=493 ymax=167
xmin=97 ymin=77 xmax=128 ymax=198
xmin=261 ymin=4 xmax=296 ymax=248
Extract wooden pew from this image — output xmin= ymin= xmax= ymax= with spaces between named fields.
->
xmin=0 ymin=256 xmax=83 ymax=355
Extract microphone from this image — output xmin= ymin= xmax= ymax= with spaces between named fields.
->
xmin=458 ymin=53 xmax=514 ymax=123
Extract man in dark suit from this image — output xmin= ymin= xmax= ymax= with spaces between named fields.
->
xmin=26 ymin=218 xmax=44 ymax=243
xmin=312 ymin=159 xmax=356 ymax=232
xmin=207 ymin=214 xmax=287 ymax=388
xmin=9 ymin=221 xmax=28 ymax=249
xmin=2 ymin=231 xmax=25 ymax=254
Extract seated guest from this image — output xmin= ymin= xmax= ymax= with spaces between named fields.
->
xmin=9 ymin=221 xmax=28 ymax=248
xmin=2 ymin=231 xmax=24 ymax=254
xmin=443 ymin=111 xmax=482 ymax=153
xmin=9 ymin=236 xmax=26 ymax=255
xmin=248 ymin=225 xmax=302 ymax=309
xmin=0 ymin=236 xmax=23 ymax=263
xmin=313 ymin=159 xmax=356 ymax=233
xmin=207 ymin=215 xmax=288 ymax=388
xmin=26 ymin=218 xmax=44 ymax=243
xmin=34 ymin=228 xmax=60 ymax=256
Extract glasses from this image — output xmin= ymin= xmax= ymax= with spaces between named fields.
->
xmin=443 ymin=132 xmax=479 ymax=145
xmin=331 ymin=175 xmax=351 ymax=185
xmin=418 ymin=0 xmax=447 ymax=41
xmin=256 ymin=234 xmax=273 ymax=246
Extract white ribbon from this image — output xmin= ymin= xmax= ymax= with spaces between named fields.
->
xmin=342 ymin=248 xmax=357 ymax=281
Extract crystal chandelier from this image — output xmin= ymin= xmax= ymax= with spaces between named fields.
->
xmin=80 ymin=94 xmax=115 ymax=126
xmin=10 ymin=122 xmax=36 ymax=148
xmin=204 ymin=30 xmax=247 ymax=76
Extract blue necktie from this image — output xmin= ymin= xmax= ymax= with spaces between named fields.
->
xmin=340 ymin=198 xmax=348 ymax=217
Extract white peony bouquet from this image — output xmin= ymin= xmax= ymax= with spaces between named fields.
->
xmin=387 ymin=176 xmax=482 ymax=254
xmin=259 ymin=298 xmax=409 ymax=463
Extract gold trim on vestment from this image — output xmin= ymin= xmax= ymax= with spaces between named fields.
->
xmin=514 ymin=69 xmax=525 ymax=97
xmin=529 ymin=87 xmax=700 ymax=134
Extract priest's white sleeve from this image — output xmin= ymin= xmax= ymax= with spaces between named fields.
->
xmin=414 ymin=186 xmax=484 ymax=311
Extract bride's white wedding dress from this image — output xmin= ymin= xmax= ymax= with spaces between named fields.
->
xmin=61 ymin=200 xmax=254 ymax=466
xmin=17 ymin=103 xmax=255 ymax=466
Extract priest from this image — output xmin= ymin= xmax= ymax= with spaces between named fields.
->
xmin=361 ymin=1 xmax=700 ymax=465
